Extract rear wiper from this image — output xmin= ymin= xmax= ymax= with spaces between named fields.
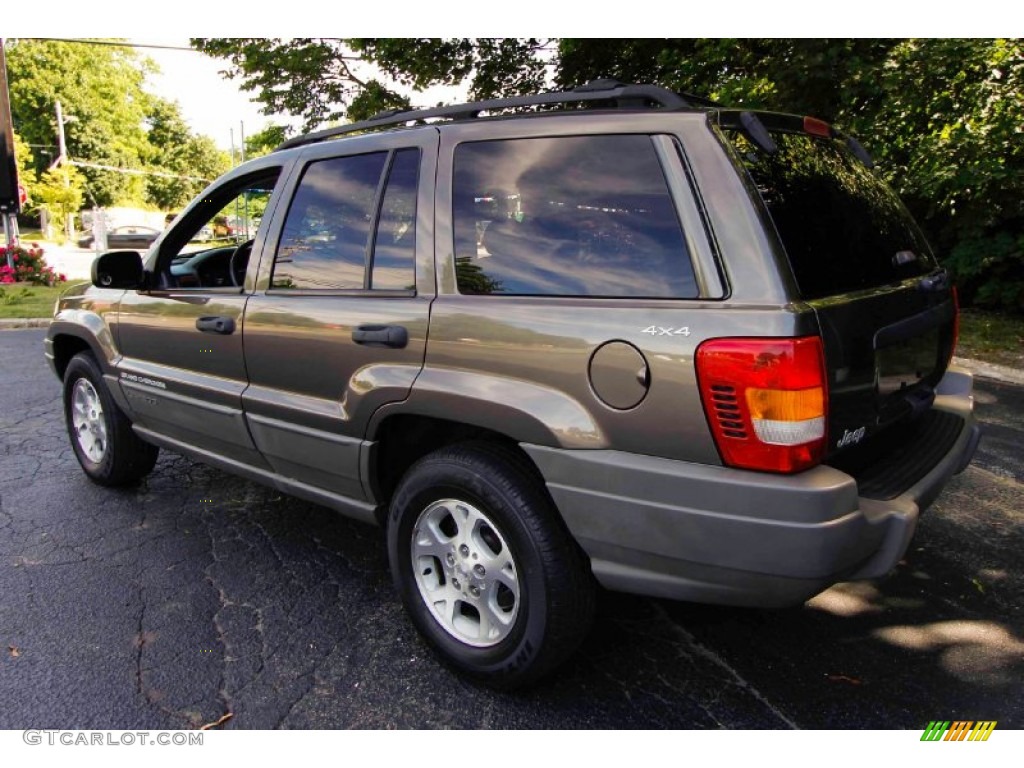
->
xmin=739 ymin=112 xmax=777 ymax=154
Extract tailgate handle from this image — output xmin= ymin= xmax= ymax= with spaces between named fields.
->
xmin=917 ymin=269 xmax=950 ymax=293
xmin=352 ymin=324 xmax=408 ymax=349
xmin=195 ymin=316 xmax=236 ymax=335
xmin=906 ymin=386 xmax=936 ymax=418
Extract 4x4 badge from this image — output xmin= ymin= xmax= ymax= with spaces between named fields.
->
xmin=641 ymin=326 xmax=691 ymax=337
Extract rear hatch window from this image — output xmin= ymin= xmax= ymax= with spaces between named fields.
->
xmin=724 ymin=119 xmax=936 ymax=298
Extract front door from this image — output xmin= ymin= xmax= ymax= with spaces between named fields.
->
xmin=242 ymin=131 xmax=437 ymax=500
xmin=116 ymin=160 xmax=291 ymax=466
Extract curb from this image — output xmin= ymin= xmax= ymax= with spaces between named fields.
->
xmin=0 ymin=318 xmax=51 ymax=329
xmin=952 ymin=356 xmax=1024 ymax=386
xmin=2 ymin=320 xmax=1022 ymax=384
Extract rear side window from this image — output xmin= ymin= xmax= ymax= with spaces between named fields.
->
xmin=452 ymin=135 xmax=697 ymax=298
xmin=371 ymin=149 xmax=419 ymax=290
xmin=273 ymin=153 xmax=386 ymax=290
xmin=728 ymin=130 xmax=937 ymax=299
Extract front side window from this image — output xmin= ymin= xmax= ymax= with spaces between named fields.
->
xmin=164 ymin=170 xmax=280 ymax=289
xmin=271 ymin=149 xmax=421 ymax=291
xmin=452 ymin=135 xmax=697 ymax=298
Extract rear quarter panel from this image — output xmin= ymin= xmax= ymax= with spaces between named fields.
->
xmin=387 ymin=113 xmax=818 ymax=463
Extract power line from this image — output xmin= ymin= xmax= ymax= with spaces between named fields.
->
xmin=71 ymin=160 xmax=212 ymax=183
xmin=21 ymin=37 xmax=555 ymax=62
xmin=22 ymin=37 xmax=363 ymax=59
xmin=24 ymin=37 xmax=197 ymax=52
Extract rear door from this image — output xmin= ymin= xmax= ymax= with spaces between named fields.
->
xmin=720 ymin=113 xmax=957 ymax=458
xmin=424 ymin=115 xmax=730 ymax=466
xmin=242 ymin=130 xmax=437 ymax=499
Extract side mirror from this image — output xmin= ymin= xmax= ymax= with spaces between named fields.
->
xmin=92 ymin=251 xmax=145 ymax=289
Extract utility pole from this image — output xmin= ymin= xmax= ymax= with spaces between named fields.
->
xmin=240 ymin=121 xmax=249 ymax=238
xmin=0 ymin=37 xmax=20 ymax=265
xmin=55 ymin=100 xmax=73 ymax=240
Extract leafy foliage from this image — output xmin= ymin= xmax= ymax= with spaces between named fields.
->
xmin=243 ymin=124 xmax=291 ymax=160
xmin=11 ymin=129 xmax=36 ymax=196
xmin=191 ymin=38 xmax=548 ymax=127
xmin=7 ymin=39 xmax=229 ymax=214
xmin=351 ymin=38 xmax=549 ymax=102
xmin=7 ymin=38 xmax=152 ymax=206
xmin=192 ymin=38 xmax=392 ymax=128
xmin=873 ymin=40 xmax=1024 ymax=309
xmin=0 ymin=245 xmax=65 ymax=286
xmin=144 ymin=99 xmax=230 ymax=210
xmin=31 ymin=164 xmax=86 ymax=236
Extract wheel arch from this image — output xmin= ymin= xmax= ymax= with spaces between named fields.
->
xmin=366 ymin=413 xmax=561 ymax=528
xmin=49 ymin=332 xmax=96 ymax=380
xmin=48 ymin=316 xmax=119 ymax=380
xmin=48 ymin=323 xmax=133 ymax=416
xmin=367 ymin=413 xmax=516 ymax=503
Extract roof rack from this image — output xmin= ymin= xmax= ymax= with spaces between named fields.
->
xmin=275 ymin=79 xmax=701 ymax=152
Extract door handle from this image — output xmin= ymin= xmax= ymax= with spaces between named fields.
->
xmin=352 ymin=324 xmax=408 ymax=348
xmin=196 ymin=316 xmax=236 ymax=335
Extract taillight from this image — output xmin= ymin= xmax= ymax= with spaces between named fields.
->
xmin=950 ymin=286 xmax=960 ymax=365
xmin=696 ymin=336 xmax=828 ymax=474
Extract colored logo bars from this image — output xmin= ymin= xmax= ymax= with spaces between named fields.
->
xmin=921 ymin=721 xmax=997 ymax=741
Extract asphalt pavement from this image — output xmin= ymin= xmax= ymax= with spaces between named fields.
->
xmin=1 ymin=328 xmax=1021 ymax=729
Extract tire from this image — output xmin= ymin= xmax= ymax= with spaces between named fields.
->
xmin=63 ymin=352 xmax=159 ymax=486
xmin=387 ymin=441 xmax=595 ymax=688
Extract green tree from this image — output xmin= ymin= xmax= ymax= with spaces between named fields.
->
xmin=191 ymin=38 xmax=547 ymax=127
xmin=12 ymin=129 xmax=36 ymax=202
xmin=144 ymin=98 xmax=230 ymax=210
xmin=872 ymin=40 xmax=1024 ymax=308
xmin=243 ymin=124 xmax=291 ymax=159
xmin=7 ymin=38 xmax=153 ymax=206
xmin=8 ymin=39 xmax=231 ymax=215
xmin=33 ymin=164 xmax=86 ymax=239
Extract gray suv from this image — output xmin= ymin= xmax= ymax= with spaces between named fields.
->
xmin=46 ymin=81 xmax=980 ymax=687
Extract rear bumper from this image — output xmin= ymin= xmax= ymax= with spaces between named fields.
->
xmin=523 ymin=366 xmax=980 ymax=607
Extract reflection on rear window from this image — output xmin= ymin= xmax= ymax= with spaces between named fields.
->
xmin=728 ymin=130 xmax=936 ymax=299
xmin=452 ymin=135 xmax=697 ymax=298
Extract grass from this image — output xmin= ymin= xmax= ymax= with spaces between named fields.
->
xmin=0 ymin=282 xmax=86 ymax=319
xmin=957 ymin=308 xmax=1024 ymax=369
xmin=1 ymin=229 xmax=58 ymax=245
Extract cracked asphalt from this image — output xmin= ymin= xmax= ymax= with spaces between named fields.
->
xmin=1 ymin=328 xmax=1021 ymax=729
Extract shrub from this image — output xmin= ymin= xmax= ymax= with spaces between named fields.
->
xmin=0 ymin=245 xmax=66 ymax=286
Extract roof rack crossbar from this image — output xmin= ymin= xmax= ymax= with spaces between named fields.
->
xmin=275 ymin=81 xmax=691 ymax=152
